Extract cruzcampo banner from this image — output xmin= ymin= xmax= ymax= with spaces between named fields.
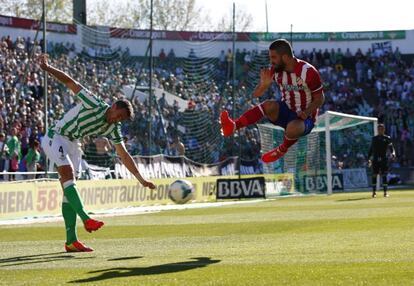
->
xmin=0 ymin=14 xmax=405 ymax=42
xmin=0 ymin=173 xmax=293 ymax=220
xmin=248 ymin=30 xmax=406 ymax=42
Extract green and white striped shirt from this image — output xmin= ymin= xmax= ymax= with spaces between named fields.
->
xmin=51 ymin=88 xmax=123 ymax=144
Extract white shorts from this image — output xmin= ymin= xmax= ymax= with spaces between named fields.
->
xmin=41 ymin=132 xmax=83 ymax=176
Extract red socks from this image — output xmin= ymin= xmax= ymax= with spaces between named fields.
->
xmin=279 ymin=136 xmax=298 ymax=152
xmin=235 ymin=104 xmax=265 ymax=129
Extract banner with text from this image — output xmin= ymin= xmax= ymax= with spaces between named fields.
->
xmin=111 ymin=28 xmax=406 ymax=42
xmin=303 ymin=173 xmax=344 ymax=193
xmin=0 ymin=173 xmax=293 ymax=220
xmin=115 ymin=155 xmax=264 ymax=179
xmin=0 ymin=15 xmax=404 ymax=42
xmin=248 ymin=31 xmax=406 ymax=42
xmin=301 ymin=168 xmax=369 ymax=192
xmin=216 ymin=177 xmax=266 ymax=199
xmin=0 ymin=15 xmax=76 ymax=34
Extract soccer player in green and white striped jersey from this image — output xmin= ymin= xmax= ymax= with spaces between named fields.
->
xmin=39 ymin=54 xmax=156 ymax=252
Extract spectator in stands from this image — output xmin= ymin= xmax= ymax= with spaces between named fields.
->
xmin=219 ymin=50 xmax=226 ymax=70
xmin=7 ymin=127 xmax=21 ymax=180
xmin=158 ymin=92 xmax=166 ymax=110
xmin=159 ymin=48 xmax=166 ymax=64
xmin=0 ymin=132 xmax=8 ymax=179
xmin=167 ymin=48 xmax=175 ymax=61
xmin=188 ymin=48 xmax=196 ymax=59
xmin=171 ymin=136 xmax=185 ymax=156
xmin=25 ymin=139 xmax=40 ymax=179
xmin=226 ymin=48 xmax=233 ymax=79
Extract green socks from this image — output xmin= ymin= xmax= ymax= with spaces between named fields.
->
xmin=63 ymin=180 xmax=90 ymax=222
xmin=62 ymin=201 xmax=78 ymax=244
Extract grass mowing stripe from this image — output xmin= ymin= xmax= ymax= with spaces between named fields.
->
xmin=1 ymin=262 xmax=414 ymax=286
xmin=1 ymin=216 xmax=414 ymax=241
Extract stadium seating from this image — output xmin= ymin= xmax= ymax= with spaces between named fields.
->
xmin=0 ymin=35 xmax=413 ymax=178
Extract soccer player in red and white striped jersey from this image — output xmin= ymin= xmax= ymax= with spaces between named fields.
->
xmin=220 ymin=39 xmax=324 ymax=163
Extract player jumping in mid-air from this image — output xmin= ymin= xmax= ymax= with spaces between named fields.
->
xmin=38 ymin=54 xmax=156 ymax=252
xmin=368 ymin=124 xmax=396 ymax=198
xmin=220 ymin=39 xmax=324 ymax=163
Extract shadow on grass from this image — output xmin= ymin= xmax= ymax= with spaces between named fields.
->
xmin=108 ymin=256 xmax=143 ymax=261
xmin=0 ymin=252 xmax=65 ymax=263
xmin=336 ymin=197 xmax=372 ymax=202
xmin=69 ymin=257 xmax=221 ymax=283
xmin=0 ymin=252 xmax=95 ymax=267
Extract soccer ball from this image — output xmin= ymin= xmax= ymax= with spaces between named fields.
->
xmin=168 ymin=179 xmax=195 ymax=204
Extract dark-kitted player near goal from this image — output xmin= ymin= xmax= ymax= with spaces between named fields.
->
xmin=368 ymin=124 xmax=396 ymax=198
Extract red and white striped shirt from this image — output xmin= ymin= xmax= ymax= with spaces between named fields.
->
xmin=272 ymin=59 xmax=323 ymax=121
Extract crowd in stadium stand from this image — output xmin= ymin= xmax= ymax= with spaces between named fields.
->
xmin=0 ymin=34 xmax=413 ymax=179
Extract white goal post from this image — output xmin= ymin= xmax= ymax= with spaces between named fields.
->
xmin=258 ymin=110 xmax=378 ymax=195
xmin=324 ymin=111 xmax=378 ymax=194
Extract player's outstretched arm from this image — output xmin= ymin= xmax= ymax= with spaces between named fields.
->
xmin=37 ymin=53 xmax=83 ymax=94
xmin=114 ymin=143 xmax=156 ymax=189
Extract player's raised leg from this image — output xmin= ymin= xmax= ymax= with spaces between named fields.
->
xmin=62 ymin=202 xmax=93 ymax=252
xmin=220 ymin=100 xmax=280 ymax=137
xmin=59 ymin=165 xmax=104 ymax=233
xmin=56 ymin=165 xmax=102 ymax=252
xmin=262 ymin=119 xmax=308 ymax=163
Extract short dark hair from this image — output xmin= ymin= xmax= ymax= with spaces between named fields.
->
xmin=115 ymin=98 xmax=134 ymax=120
xmin=378 ymin=123 xmax=385 ymax=128
xmin=269 ymin=39 xmax=293 ymax=57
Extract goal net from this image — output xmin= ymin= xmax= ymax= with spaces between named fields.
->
xmin=258 ymin=111 xmax=378 ymax=194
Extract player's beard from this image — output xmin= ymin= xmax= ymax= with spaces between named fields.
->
xmin=273 ymin=61 xmax=286 ymax=72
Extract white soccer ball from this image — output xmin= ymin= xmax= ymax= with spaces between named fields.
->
xmin=168 ymin=179 xmax=195 ymax=204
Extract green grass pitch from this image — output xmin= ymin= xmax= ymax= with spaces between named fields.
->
xmin=1 ymin=190 xmax=414 ymax=286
